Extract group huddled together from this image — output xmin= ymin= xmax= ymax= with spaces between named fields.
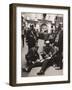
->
xmin=22 ymin=23 xmax=63 ymax=75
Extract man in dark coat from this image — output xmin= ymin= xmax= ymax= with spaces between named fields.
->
xmin=54 ymin=24 xmax=63 ymax=68
xmin=26 ymin=25 xmax=38 ymax=51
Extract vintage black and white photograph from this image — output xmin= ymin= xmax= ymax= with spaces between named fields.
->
xmin=21 ymin=13 xmax=63 ymax=77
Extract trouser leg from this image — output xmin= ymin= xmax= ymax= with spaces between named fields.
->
xmin=41 ymin=59 xmax=52 ymax=73
xmin=58 ymin=55 xmax=63 ymax=69
xmin=25 ymin=55 xmax=32 ymax=66
xmin=28 ymin=62 xmax=42 ymax=72
xmin=54 ymin=54 xmax=63 ymax=68
xmin=22 ymin=35 xmax=24 ymax=47
xmin=27 ymin=43 xmax=32 ymax=51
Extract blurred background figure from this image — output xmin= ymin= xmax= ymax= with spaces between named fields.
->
xmin=21 ymin=16 xmax=25 ymax=47
xmin=54 ymin=24 xmax=63 ymax=69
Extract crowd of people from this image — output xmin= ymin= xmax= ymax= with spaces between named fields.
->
xmin=22 ymin=23 xmax=63 ymax=75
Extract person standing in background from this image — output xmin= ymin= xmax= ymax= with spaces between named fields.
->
xmin=21 ymin=16 xmax=25 ymax=47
